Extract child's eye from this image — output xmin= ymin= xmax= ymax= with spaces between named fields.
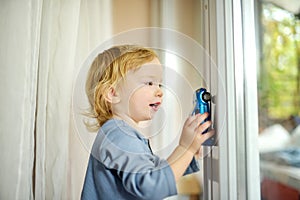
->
xmin=144 ymin=81 xmax=163 ymax=88
xmin=146 ymin=82 xmax=154 ymax=86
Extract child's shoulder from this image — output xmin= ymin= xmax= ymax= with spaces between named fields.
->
xmin=101 ymin=119 xmax=140 ymax=138
xmin=102 ymin=118 xmax=135 ymax=133
xmin=97 ymin=118 xmax=148 ymax=152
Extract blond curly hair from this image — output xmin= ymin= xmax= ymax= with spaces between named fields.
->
xmin=85 ymin=45 xmax=158 ymax=129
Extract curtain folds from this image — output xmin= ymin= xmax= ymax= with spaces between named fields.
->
xmin=36 ymin=1 xmax=81 ymax=199
xmin=0 ymin=1 xmax=41 ymax=199
xmin=0 ymin=0 xmax=111 ymax=199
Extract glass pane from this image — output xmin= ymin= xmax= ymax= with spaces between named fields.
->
xmin=257 ymin=3 xmax=300 ymax=200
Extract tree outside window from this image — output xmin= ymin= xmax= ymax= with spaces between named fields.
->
xmin=258 ymin=3 xmax=300 ymax=131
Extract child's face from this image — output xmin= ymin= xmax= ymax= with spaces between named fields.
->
xmin=114 ymin=57 xmax=163 ymax=123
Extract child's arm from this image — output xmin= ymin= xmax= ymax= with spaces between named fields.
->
xmin=167 ymin=113 xmax=214 ymax=181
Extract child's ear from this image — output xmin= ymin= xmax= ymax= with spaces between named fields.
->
xmin=105 ymin=87 xmax=120 ymax=104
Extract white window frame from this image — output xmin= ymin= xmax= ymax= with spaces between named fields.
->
xmin=201 ymin=0 xmax=261 ymax=199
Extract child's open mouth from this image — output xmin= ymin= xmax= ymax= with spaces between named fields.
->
xmin=149 ymin=102 xmax=161 ymax=111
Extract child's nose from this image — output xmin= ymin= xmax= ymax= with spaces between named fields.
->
xmin=155 ymin=87 xmax=163 ymax=97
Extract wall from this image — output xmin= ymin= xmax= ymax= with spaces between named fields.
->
xmin=112 ymin=0 xmax=151 ymax=33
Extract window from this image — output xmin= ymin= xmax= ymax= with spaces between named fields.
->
xmin=258 ymin=3 xmax=300 ymax=131
xmin=258 ymin=3 xmax=300 ymax=200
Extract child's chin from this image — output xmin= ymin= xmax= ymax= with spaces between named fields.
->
xmin=144 ymin=114 xmax=154 ymax=121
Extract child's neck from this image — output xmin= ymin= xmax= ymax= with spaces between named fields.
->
xmin=112 ymin=114 xmax=152 ymax=139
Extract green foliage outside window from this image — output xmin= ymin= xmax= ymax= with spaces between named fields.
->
xmin=258 ymin=3 xmax=300 ymax=125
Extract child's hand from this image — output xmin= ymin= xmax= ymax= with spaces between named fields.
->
xmin=179 ymin=113 xmax=214 ymax=154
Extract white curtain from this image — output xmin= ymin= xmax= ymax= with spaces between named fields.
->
xmin=0 ymin=1 xmax=38 ymax=199
xmin=0 ymin=0 xmax=111 ymax=199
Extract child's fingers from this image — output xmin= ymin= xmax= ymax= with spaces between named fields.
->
xmin=199 ymin=129 xmax=215 ymax=143
xmin=187 ymin=113 xmax=209 ymax=127
xmin=184 ymin=114 xmax=198 ymax=126
xmin=195 ymin=120 xmax=211 ymax=133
